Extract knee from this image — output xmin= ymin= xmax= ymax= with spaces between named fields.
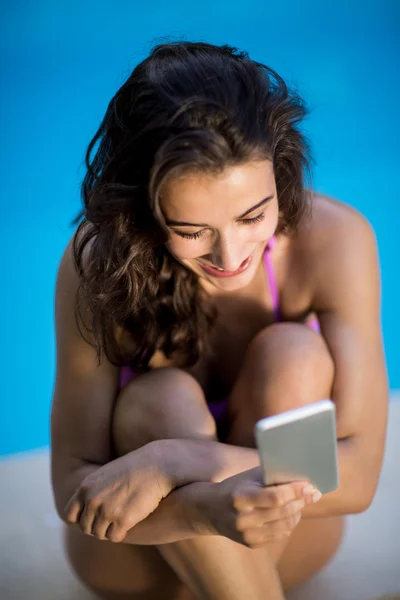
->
xmin=112 ymin=368 xmax=217 ymax=456
xmin=244 ymin=322 xmax=334 ymax=414
xmin=249 ymin=322 xmax=333 ymax=376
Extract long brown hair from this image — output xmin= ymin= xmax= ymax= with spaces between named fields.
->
xmin=73 ymin=41 xmax=314 ymax=371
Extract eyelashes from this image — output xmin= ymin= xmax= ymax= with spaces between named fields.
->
xmin=176 ymin=230 xmax=205 ymax=240
xmin=174 ymin=212 xmax=266 ymax=240
xmin=243 ymin=213 xmax=265 ymax=225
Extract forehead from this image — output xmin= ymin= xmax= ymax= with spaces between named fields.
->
xmin=161 ymin=160 xmax=275 ymax=220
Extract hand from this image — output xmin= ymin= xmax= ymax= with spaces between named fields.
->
xmin=204 ymin=467 xmax=321 ymax=548
xmin=64 ymin=442 xmax=174 ymax=543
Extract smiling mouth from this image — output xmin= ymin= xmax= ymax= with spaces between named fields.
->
xmin=198 ymin=256 xmax=252 ymax=278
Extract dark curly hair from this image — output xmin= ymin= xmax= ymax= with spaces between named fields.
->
xmin=73 ymin=40 xmax=314 ymax=371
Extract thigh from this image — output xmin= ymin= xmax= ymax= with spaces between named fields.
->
xmin=64 ymin=525 xmax=195 ymax=600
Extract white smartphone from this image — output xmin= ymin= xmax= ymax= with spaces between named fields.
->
xmin=254 ymin=399 xmax=339 ymax=494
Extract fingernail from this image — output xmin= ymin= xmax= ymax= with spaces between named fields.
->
xmin=312 ymin=491 xmax=322 ymax=503
xmin=302 ymin=485 xmax=315 ymax=495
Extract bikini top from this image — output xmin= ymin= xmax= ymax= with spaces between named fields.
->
xmin=264 ymin=235 xmax=281 ymax=321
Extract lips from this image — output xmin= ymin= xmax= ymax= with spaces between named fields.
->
xmin=198 ymin=256 xmax=252 ymax=278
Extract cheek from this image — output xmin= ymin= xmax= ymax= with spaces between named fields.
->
xmin=251 ymin=221 xmax=274 ymax=241
xmin=263 ymin=204 xmax=280 ymax=238
xmin=248 ymin=211 xmax=279 ymax=241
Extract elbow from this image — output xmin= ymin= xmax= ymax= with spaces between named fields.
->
xmin=337 ymin=434 xmax=385 ymax=515
xmin=349 ymin=494 xmax=373 ymax=514
xmin=347 ymin=480 xmax=378 ymax=514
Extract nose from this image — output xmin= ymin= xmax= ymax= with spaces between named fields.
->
xmin=209 ymin=232 xmax=246 ymax=272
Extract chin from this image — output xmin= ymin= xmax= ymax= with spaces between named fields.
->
xmin=203 ymin=268 xmax=256 ymax=292
xmin=211 ymin=281 xmax=249 ymax=292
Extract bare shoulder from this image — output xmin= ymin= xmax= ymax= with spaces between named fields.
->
xmin=299 ymin=192 xmax=376 ymax=252
xmin=57 ymin=223 xmax=130 ymax=352
xmin=293 ymin=192 xmax=378 ymax=274
xmin=57 ymin=221 xmax=90 ymax=282
xmin=293 ymin=192 xmax=380 ymax=310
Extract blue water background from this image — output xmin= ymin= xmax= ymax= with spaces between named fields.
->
xmin=1 ymin=0 xmax=398 ymax=455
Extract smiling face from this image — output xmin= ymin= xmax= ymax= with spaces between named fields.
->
xmin=160 ymin=160 xmax=279 ymax=292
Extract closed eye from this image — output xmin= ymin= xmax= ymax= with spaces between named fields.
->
xmin=174 ymin=230 xmax=206 ymax=240
xmin=241 ymin=212 xmax=265 ymax=225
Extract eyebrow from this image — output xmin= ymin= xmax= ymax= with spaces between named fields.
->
xmin=165 ymin=195 xmax=274 ymax=227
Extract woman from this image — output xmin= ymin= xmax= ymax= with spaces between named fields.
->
xmin=51 ymin=41 xmax=388 ymax=600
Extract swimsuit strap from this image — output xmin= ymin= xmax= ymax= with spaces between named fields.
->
xmin=263 ymin=235 xmax=281 ymax=322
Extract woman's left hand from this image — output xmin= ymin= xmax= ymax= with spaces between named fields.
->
xmin=64 ymin=442 xmax=174 ymax=542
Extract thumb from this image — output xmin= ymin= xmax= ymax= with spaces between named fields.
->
xmin=268 ymin=479 xmax=318 ymax=501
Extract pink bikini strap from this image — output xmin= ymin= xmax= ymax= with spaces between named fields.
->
xmin=263 ymin=235 xmax=281 ymax=322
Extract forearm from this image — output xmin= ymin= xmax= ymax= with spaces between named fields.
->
xmin=123 ymin=481 xmax=215 ymax=545
xmin=156 ymin=437 xmax=366 ymax=518
xmin=302 ymin=436 xmax=372 ymax=518
xmin=156 ymin=438 xmax=259 ymax=486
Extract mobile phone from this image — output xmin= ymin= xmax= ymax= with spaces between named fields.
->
xmin=254 ymin=399 xmax=339 ymax=493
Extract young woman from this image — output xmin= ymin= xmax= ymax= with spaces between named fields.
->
xmin=51 ymin=41 xmax=388 ymax=600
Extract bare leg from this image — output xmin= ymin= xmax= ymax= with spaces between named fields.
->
xmin=112 ymin=324 xmax=342 ymax=599
xmin=113 ymin=369 xmax=286 ymax=600
xmin=65 ymin=323 xmax=344 ymax=599
xmin=227 ymin=323 xmax=344 ymax=591
xmin=64 ymin=527 xmax=195 ymax=599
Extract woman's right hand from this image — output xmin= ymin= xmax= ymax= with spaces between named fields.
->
xmin=64 ymin=441 xmax=177 ymax=543
xmin=203 ymin=467 xmax=321 ymax=548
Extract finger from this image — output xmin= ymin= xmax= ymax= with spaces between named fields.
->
xmin=94 ymin=505 xmax=131 ymax=543
xmin=243 ymin=511 xmax=303 ymax=548
xmin=64 ymin=492 xmax=83 ymax=524
xmin=267 ymin=509 xmax=303 ymax=537
xmin=234 ymin=480 xmax=308 ymax=511
xmin=78 ymin=500 xmax=97 ymax=535
xmin=106 ymin=521 xmax=128 ymax=543
xmin=91 ymin=510 xmax=112 ymax=540
xmin=267 ymin=480 xmax=317 ymax=504
xmin=236 ymin=498 xmax=306 ymax=530
xmin=287 ymin=480 xmax=321 ymax=500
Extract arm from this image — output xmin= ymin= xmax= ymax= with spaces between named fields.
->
xmin=51 ymin=234 xmax=121 ymax=518
xmin=301 ymin=205 xmax=388 ymax=516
